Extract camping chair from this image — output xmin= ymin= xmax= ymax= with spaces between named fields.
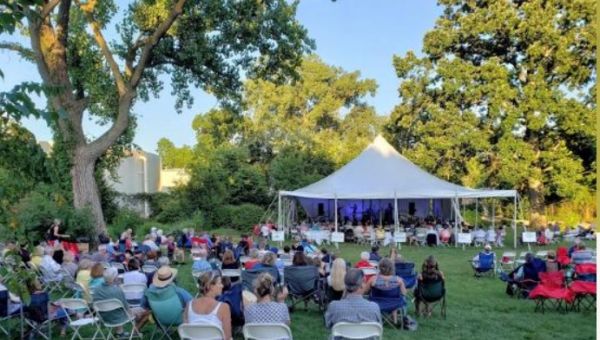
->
xmin=93 ymin=298 xmax=142 ymax=340
xmin=574 ymin=263 xmax=596 ymax=282
xmin=529 ymin=271 xmax=574 ymax=313
xmin=217 ymin=283 xmax=244 ymax=328
xmin=178 ymin=323 xmax=224 ymax=340
xmin=0 ymin=289 xmax=21 ymax=336
xmin=243 ymin=323 xmax=292 ymax=340
xmin=415 ymin=228 xmax=427 ymax=246
xmin=368 ymin=286 xmax=406 ymax=329
xmin=394 ymin=262 xmax=417 ymax=289
xmin=569 ymin=280 xmax=596 ymax=312
xmin=24 ymin=291 xmax=68 ymax=340
xmin=146 ymin=285 xmax=184 ymax=340
xmin=473 ymin=252 xmax=495 ymax=278
xmin=414 ymin=278 xmax=446 ymax=319
xmin=57 ymin=298 xmax=104 ymax=340
xmin=121 ymin=283 xmax=147 ymax=308
xmin=283 ymin=265 xmax=324 ymax=312
xmin=500 ymin=251 xmax=516 ymax=272
xmin=331 ymin=322 xmax=383 ymax=340
xmin=556 ymin=247 xmax=571 ymax=268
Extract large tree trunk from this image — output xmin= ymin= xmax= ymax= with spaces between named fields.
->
xmin=527 ymin=177 xmax=546 ymax=229
xmin=71 ymin=150 xmax=106 ymax=235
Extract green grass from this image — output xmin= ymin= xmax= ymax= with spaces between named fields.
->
xmin=165 ymin=228 xmax=596 ymax=340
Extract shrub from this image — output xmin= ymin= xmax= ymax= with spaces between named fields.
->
xmin=108 ymin=209 xmax=145 ymax=239
xmin=213 ymin=204 xmax=265 ymax=231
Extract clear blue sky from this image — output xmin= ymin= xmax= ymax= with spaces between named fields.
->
xmin=0 ymin=1 xmax=442 ymax=153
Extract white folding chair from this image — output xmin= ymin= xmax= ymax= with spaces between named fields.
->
xmin=178 ymin=323 xmax=224 ymax=340
xmin=141 ymin=265 xmax=157 ymax=275
xmin=331 ymin=322 xmax=382 ymax=340
xmin=535 ymin=250 xmax=548 ymax=260
xmin=500 ymin=251 xmax=516 ymax=271
xmin=93 ymin=298 xmax=142 ymax=340
xmin=120 ymin=283 xmax=147 ymax=308
xmin=243 ymin=323 xmax=292 ymax=340
xmin=515 ymin=252 xmax=528 ymax=266
xmin=58 ymin=298 xmax=104 ymax=340
xmin=221 ymin=269 xmax=242 ymax=279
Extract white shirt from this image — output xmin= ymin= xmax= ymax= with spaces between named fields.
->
xmin=143 ymin=240 xmax=159 ymax=251
xmin=41 ymin=255 xmax=62 ymax=281
xmin=123 ymin=271 xmax=148 ymax=286
xmin=261 ymin=225 xmax=270 ymax=237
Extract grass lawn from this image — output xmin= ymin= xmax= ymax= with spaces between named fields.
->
xmin=163 ymin=229 xmax=596 ymax=340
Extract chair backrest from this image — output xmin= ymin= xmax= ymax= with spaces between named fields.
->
xmin=142 ymin=265 xmax=157 ymax=274
xmin=331 ymin=322 xmax=382 ymax=340
xmin=478 ymin=252 xmax=495 ymax=270
xmin=178 ymin=323 xmax=224 ymax=340
xmin=0 ymin=290 xmax=8 ymax=317
xmin=394 ymin=262 xmax=415 ymax=276
xmin=535 ymin=251 xmax=548 ymax=259
xmin=539 ymin=271 xmax=564 ymax=288
xmin=121 ymin=283 xmax=147 ymax=305
xmin=58 ymin=298 xmax=93 ymax=324
xmin=501 ymin=252 xmax=516 ymax=262
xmin=283 ymin=266 xmax=319 ymax=295
xmin=26 ymin=292 xmax=49 ymax=323
xmin=110 ymin=262 xmax=126 ymax=272
xmin=93 ymin=298 xmax=129 ymax=326
xmin=243 ymin=323 xmax=292 ymax=340
xmin=146 ymin=285 xmax=183 ymax=327
xmin=419 ymin=278 xmax=445 ymax=302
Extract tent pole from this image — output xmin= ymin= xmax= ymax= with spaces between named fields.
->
xmin=334 ymin=194 xmax=339 ymax=250
xmin=394 ymin=191 xmax=399 ymax=249
xmin=454 ymin=195 xmax=459 ymax=248
xmin=492 ymin=200 xmax=495 ymax=228
xmin=475 ymin=198 xmax=479 ymax=228
xmin=278 ymin=192 xmax=282 ymax=235
xmin=513 ymin=195 xmax=517 ymax=249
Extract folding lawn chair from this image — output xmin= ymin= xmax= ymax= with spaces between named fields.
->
xmin=178 ymin=323 xmax=224 ymax=340
xmin=121 ymin=283 xmax=146 ymax=308
xmin=569 ymin=280 xmax=596 ymax=312
xmin=57 ymin=298 xmax=104 ymax=340
xmin=415 ymin=278 xmax=446 ymax=319
xmin=243 ymin=323 xmax=292 ymax=340
xmin=368 ymin=286 xmax=406 ymax=329
xmin=529 ymin=271 xmax=574 ymax=313
xmin=146 ymin=285 xmax=184 ymax=340
xmin=218 ymin=283 xmax=245 ymax=328
xmin=574 ymin=263 xmax=596 ymax=282
xmin=331 ymin=322 xmax=382 ymax=340
xmin=473 ymin=252 xmax=495 ymax=278
xmin=394 ymin=262 xmax=417 ymax=289
xmin=500 ymin=251 xmax=516 ymax=272
xmin=535 ymin=250 xmax=549 ymax=260
xmin=24 ymin=292 xmax=68 ymax=340
xmin=283 ymin=265 xmax=323 ymax=312
xmin=93 ymin=298 xmax=142 ymax=340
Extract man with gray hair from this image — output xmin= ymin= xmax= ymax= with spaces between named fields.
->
xmin=325 ymin=268 xmax=381 ymax=329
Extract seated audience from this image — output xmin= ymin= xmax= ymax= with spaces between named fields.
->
xmin=75 ymin=259 xmax=93 ymax=295
xmin=325 ymin=268 xmax=381 ymax=328
xmin=41 ymin=247 xmax=63 ymax=281
xmin=254 ymin=252 xmax=281 ymax=282
xmin=123 ymin=259 xmax=148 ymax=285
xmin=327 ymin=258 xmax=346 ymax=301
xmin=142 ymin=266 xmax=192 ymax=310
xmin=61 ymin=251 xmax=78 ymax=278
xmin=369 ymin=246 xmax=381 ymax=262
xmin=192 ymin=248 xmax=212 ymax=274
xmin=89 ymin=262 xmax=106 ymax=291
xmin=185 ymin=271 xmax=231 ymax=340
xmin=471 ymin=244 xmax=495 ymax=271
xmin=571 ymin=243 xmax=594 ymax=264
xmin=545 ymin=251 xmax=559 ymax=273
xmin=221 ymin=250 xmax=239 ymax=269
xmin=244 ymin=273 xmax=290 ymax=325
xmin=354 ymin=252 xmax=373 ymax=269
xmin=243 ymin=249 xmax=261 ymax=270
xmin=292 ymin=251 xmax=310 ymax=267
xmin=368 ymin=258 xmax=406 ymax=323
xmin=93 ymin=268 xmax=150 ymax=335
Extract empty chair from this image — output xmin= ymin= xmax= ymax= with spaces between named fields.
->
xmin=284 ymin=265 xmax=323 ymax=311
xmin=57 ymin=298 xmax=104 ymax=340
xmin=178 ymin=323 xmax=224 ymax=340
xmin=394 ymin=262 xmax=417 ymax=289
xmin=500 ymin=252 xmax=516 ymax=272
xmin=331 ymin=322 xmax=383 ymax=340
xmin=243 ymin=323 xmax=292 ymax=340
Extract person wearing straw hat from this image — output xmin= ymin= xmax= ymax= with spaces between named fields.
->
xmin=141 ymin=266 xmax=193 ymax=310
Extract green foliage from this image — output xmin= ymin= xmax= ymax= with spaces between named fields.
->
xmin=386 ymin=0 xmax=596 ymax=217
xmin=157 ymin=138 xmax=194 ymax=169
xmin=213 ymin=204 xmax=265 ymax=231
xmin=108 ymin=209 xmax=145 ymax=238
xmin=6 ymin=184 xmax=94 ymax=244
xmin=269 ymin=147 xmax=334 ymax=191
xmin=0 ymin=250 xmax=37 ymax=306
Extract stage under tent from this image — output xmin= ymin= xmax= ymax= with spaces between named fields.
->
xmin=278 ymin=135 xmax=520 ymax=247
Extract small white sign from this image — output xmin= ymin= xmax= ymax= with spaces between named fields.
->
xmin=458 ymin=233 xmax=472 ymax=244
xmin=522 ymin=232 xmax=536 ymax=243
xmin=394 ymin=232 xmax=407 ymax=243
xmin=271 ymin=231 xmax=284 ymax=242
xmin=331 ymin=232 xmax=345 ymax=243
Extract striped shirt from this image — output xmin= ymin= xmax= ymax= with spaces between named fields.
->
xmin=325 ymin=294 xmax=381 ymax=328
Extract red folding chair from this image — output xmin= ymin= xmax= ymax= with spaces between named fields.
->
xmin=569 ymin=280 xmax=596 ymax=311
xmin=556 ymin=247 xmax=570 ymax=268
xmin=529 ymin=271 xmax=574 ymax=313
xmin=574 ymin=264 xmax=596 ymax=282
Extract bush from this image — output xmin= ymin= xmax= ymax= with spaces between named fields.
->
xmin=213 ymin=204 xmax=265 ymax=231
xmin=108 ymin=209 xmax=145 ymax=239
xmin=7 ymin=185 xmax=94 ymax=244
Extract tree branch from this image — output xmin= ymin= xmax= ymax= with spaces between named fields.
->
xmin=41 ymin=0 xmax=61 ymax=19
xmin=0 ymin=42 xmax=36 ymax=62
xmin=75 ymin=0 xmax=127 ymax=95
xmin=56 ymin=0 xmax=71 ymax=47
xmin=130 ymin=0 xmax=186 ymax=88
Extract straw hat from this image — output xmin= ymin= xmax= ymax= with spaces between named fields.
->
xmin=152 ymin=266 xmax=178 ymax=288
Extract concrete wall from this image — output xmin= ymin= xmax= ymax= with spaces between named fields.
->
xmin=160 ymin=168 xmax=190 ymax=192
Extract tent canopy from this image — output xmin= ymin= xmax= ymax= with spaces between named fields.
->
xmin=280 ymin=135 xmax=516 ymax=200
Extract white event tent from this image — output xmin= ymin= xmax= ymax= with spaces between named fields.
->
xmin=278 ymin=135 xmax=520 ymax=247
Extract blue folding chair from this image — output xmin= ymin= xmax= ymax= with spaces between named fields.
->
xmin=474 ymin=252 xmax=496 ymax=277
xmin=369 ymin=286 xmax=406 ymax=328
xmin=395 ymin=262 xmax=417 ymax=289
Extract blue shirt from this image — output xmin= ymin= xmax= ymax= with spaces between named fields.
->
xmin=325 ymin=294 xmax=381 ymax=329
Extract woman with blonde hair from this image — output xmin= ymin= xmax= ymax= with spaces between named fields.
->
xmin=185 ymin=271 xmax=231 ymax=340
xmin=244 ymin=273 xmax=289 ymax=325
xmin=221 ymin=249 xmax=239 ymax=269
xmin=327 ymin=258 xmax=346 ymax=301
